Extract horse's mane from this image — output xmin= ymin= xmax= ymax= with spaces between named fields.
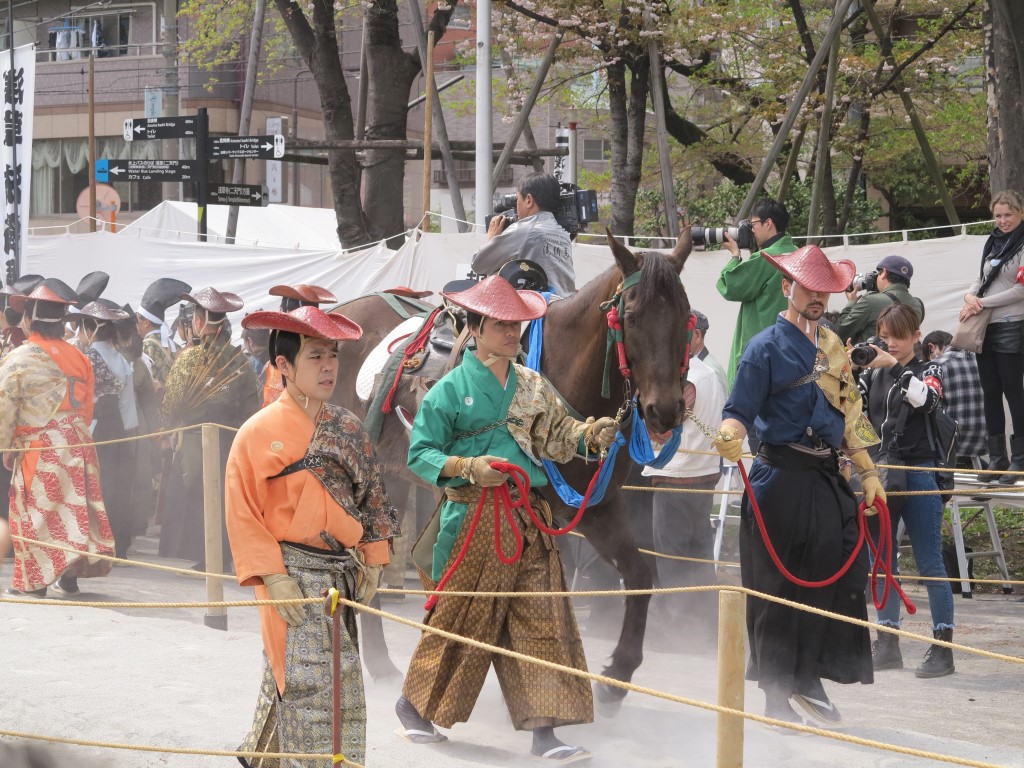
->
xmin=635 ymin=250 xmax=687 ymax=311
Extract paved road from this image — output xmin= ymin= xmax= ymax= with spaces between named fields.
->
xmin=2 ymin=533 xmax=1022 ymax=768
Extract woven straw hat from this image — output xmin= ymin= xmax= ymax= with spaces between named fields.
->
xmin=180 ymin=286 xmax=244 ymax=313
xmin=241 ymin=305 xmax=362 ymax=341
xmin=441 ymin=275 xmax=547 ymax=321
xmin=269 ymin=284 xmax=338 ymax=306
xmin=762 ymin=244 xmax=856 ymax=293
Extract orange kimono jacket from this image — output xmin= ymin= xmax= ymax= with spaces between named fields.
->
xmin=225 ymin=389 xmax=397 ymax=693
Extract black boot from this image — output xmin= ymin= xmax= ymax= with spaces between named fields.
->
xmin=915 ymin=628 xmax=955 ymax=678
xmin=999 ymin=435 xmax=1024 ymax=485
xmin=984 ymin=435 xmax=1009 ymax=483
xmin=871 ymin=631 xmax=903 ymax=670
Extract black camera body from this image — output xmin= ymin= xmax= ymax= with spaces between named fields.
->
xmin=850 ymin=335 xmax=888 ymax=367
xmin=691 ymin=220 xmax=755 ymax=250
xmin=847 ymin=270 xmax=879 ymax=294
xmin=483 ymin=185 xmax=599 ymax=237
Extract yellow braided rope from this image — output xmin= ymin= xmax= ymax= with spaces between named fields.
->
xmin=13 ymin=527 xmax=1021 ymax=589
xmin=0 ymin=421 xmax=240 ymax=453
xmin=342 ymin=598 xmax=1013 ymax=768
xmin=0 ymin=727 xmax=355 ymax=766
xmin=9 ymin=534 xmax=235 ymax=580
xmin=4 ymin=586 xmax=1021 ymax=665
xmin=1 ymin=594 xmax=1015 ymax=766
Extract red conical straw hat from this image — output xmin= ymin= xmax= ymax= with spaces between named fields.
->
xmin=441 ymin=275 xmax=547 ymax=321
xmin=242 ymin=305 xmax=362 ymax=341
xmin=268 ymin=284 xmax=338 ymax=305
xmin=762 ymin=244 xmax=856 ymax=293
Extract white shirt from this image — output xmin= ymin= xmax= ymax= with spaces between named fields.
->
xmin=642 ymin=357 xmax=724 ymax=479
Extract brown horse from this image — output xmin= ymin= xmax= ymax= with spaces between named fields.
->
xmin=332 ymin=230 xmax=693 ymax=710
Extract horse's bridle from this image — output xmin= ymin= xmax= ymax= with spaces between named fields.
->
xmin=599 ymin=269 xmax=696 ymax=401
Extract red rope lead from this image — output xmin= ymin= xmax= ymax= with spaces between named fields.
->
xmin=424 ymin=458 xmax=604 ymax=610
xmin=736 ymin=460 xmax=915 ymax=614
xmin=381 ymin=307 xmax=442 ymax=414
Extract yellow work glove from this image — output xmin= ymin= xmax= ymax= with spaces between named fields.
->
xmin=713 ymin=424 xmax=744 ymax=463
xmin=462 ymin=455 xmax=510 ymax=487
xmin=356 ymin=563 xmax=383 ymax=606
xmin=850 ymin=450 xmax=886 ymax=516
xmin=262 ymin=573 xmax=306 ymax=627
xmin=586 ymin=417 xmax=620 ymax=451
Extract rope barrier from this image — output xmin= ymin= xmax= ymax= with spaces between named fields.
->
xmin=0 ymin=727 xmax=354 ymax=766
xmin=0 ymin=421 xmax=239 ymax=454
xmin=3 ymin=588 xmax=1016 ymax=766
xmin=5 ymin=586 xmax=1021 ymax=665
xmin=5 ymin=580 xmax=1022 ymax=765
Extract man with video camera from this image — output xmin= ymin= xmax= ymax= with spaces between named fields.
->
xmin=472 ymin=172 xmax=575 ymax=296
xmin=717 ymin=199 xmax=796 ymax=389
xmin=836 ymin=255 xmax=925 ymax=346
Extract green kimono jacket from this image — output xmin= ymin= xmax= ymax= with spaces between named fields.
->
xmin=408 ymin=351 xmax=590 ymax=580
xmin=716 ymin=234 xmax=796 ymax=386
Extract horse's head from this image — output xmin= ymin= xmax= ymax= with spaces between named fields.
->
xmin=606 ymin=228 xmax=693 ymax=434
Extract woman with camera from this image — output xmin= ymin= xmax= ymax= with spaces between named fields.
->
xmin=960 ymin=190 xmax=1024 ymax=484
xmin=860 ymin=303 xmax=955 ymax=679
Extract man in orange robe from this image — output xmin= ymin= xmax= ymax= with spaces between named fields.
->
xmin=226 ymin=305 xmax=398 ymax=768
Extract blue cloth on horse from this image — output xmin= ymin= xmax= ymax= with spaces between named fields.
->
xmin=627 ymin=399 xmax=682 ymax=469
xmin=526 ymin=311 xmax=622 ymax=508
xmin=526 ymin=311 xmax=677 ymax=505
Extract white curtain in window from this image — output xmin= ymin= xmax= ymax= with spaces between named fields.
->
xmin=64 ymin=138 xmax=89 ymax=174
xmin=31 ymin=140 xmax=63 ymax=216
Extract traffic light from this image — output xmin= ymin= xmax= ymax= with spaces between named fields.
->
xmin=5 ymin=258 xmax=14 ymax=285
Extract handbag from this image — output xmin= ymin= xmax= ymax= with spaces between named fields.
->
xmin=952 ymin=250 xmax=1010 ymax=352
xmin=950 ymin=307 xmax=993 ymax=353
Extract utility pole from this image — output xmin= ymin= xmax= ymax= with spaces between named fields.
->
xmin=88 ymin=52 xmax=96 ymax=231
xmin=422 ymin=30 xmax=434 ymax=223
xmin=225 ymin=0 xmax=267 ymax=243
xmin=475 ymin=0 xmax=492 ymax=227
xmin=162 ymin=0 xmax=179 ymax=202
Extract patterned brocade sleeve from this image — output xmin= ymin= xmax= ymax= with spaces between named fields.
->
xmin=87 ymin=348 xmax=121 ymax=400
xmin=339 ymin=414 xmax=400 ymax=546
xmin=508 ymin=365 xmax=589 ymax=464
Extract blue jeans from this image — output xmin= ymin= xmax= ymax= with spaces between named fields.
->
xmin=874 ymin=463 xmax=954 ymax=630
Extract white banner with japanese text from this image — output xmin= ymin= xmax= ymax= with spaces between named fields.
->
xmin=2 ymin=43 xmax=35 ymax=285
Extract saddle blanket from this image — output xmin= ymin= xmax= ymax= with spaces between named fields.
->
xmin=355 ymin=316 xmax=424 ymax=401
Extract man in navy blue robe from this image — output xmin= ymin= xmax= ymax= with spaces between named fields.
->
xmin=713 ymin=245 xmax=885 ymax=726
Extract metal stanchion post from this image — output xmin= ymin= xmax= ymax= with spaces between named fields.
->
xmin=716 ymin=590 xmax=745 ymax=768
xmin=202 ymin=424 xmax=227 ymax=630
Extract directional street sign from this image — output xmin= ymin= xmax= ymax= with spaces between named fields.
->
xmin=96 ymin=158 xmax=195 ymax=183
xmin=123 ymin=116 xmax=198 ymax=141
xmin=208 ymin=135 xmax=286 ymax=160
xmin=207 ymin=183 xmax=269 ymax=207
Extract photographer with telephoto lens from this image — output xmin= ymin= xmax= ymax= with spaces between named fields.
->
xmin=836 ymin=255 xmax=925 ymax=346
xmin=472 ymin=172 xmax=575 ymax=296
xmin=858 ymin=303 xmax=955 ymax=679
xmin=716 ymin=199 xmax=796 ymax=389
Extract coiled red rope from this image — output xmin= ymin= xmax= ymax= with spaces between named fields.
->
xmin=424 ymin=460 xmax=603 ymax=610
xmin=737 ymin=460 xmax=915 ymax=613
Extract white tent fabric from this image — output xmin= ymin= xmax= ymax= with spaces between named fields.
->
xmin=121 ymin=201 xmax=344 ymax=251
xmin=26 ymin=207 xmax=989 ymax=366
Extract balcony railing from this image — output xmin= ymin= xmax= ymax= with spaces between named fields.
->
xmin=433 ymin=165 xmax=513 ymax=186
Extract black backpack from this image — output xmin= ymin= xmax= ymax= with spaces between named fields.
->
xmin=926 ymin=406 xmax=959 ymax=503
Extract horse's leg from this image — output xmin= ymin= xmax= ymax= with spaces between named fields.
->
xmin=578 ymin=492 xmax=652 ymax=717
xmin=360 ymin=473 xmax=410 ymax=682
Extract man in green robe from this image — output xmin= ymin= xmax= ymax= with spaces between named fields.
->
xmin=396 ymin=276 xmax=618 ymax=763
xmin=716 ymin=199 xmax=797 ymax=387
